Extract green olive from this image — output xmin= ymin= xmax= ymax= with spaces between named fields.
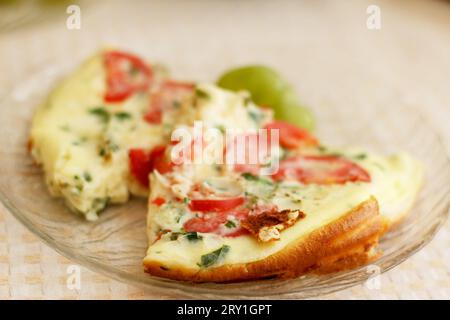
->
xmin=217 ymin=65 xmax=315 ymax=130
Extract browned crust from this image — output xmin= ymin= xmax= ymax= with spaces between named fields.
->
xmin=144 ymin=196 xmax=387 ymax=282
xmin=241 ymin=208 xmax=306 ymax=242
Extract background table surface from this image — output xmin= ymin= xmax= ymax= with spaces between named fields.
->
xmin=0 ymin=0 xmax=448 ymax=299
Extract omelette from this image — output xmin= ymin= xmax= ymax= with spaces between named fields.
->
xmin=29 ymin=50 xmax=423 ymax=282
xmin=142 ymin=84 xmax=422 ymax=282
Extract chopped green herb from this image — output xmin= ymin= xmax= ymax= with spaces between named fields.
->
xmin=172 ymin=101 xmax=181 ymax=108
xmin=98 ymin=139 xmax=119 ymax=158
xmin=170 ymin=232 xmax=181 ymax=241
xmin=215 ymin=124 xmax=226 ymax=134
xmin=354 ymin=153 xmax=367 ymax=160
xmin=114 ymin=112 xmax=132 ymax=121
xmin=59 ymin=125 xmax=70 ymax=132
xmin=244 ymin=193 xmax=259 ymax=208
xmin=241 ymin=172 xmax=258 ymax=181
xmin=198 ymin=245 xmax=230 ymax=268
xmin=129 ymin=65 xmax=140 ymax=76
xmin=241 ymin=172 xmax=273 ymax=185
xmin=72 ymin=137 xmax=87 ymax=146
xmin=328 ymin=152 xmax=343 ymax=158
xmin=170 ymin=231 xmax=202 ymax=242
xmin=183 ymin=197 xmax=190 ymax=204
xmin=91 ymin=197 xmax=110 ymax=213
xmin=186 ymin=232 xmax=202 ymax=241
xmin=195 ymin=88 xmax=210 ymax=99
xmin=243 ymin=95 xmax=252 ymax=106
xmin=83 ymin=172 xmax=92 ymax=182
xmin=89 ymin=107 xmax=110 ymax=123
xmin=225 ymin=220 xmax=236 ymax=228
xmin=248 ymin=109 xmax=263 ymax=124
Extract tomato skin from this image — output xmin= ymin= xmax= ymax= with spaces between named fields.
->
xmin=183 ymin=213 xmax=226 ymax=233
xmin=189 ymin=197 xmax=245 ymax=213
xmin=143 ymin=103 xmax=162 ymax=124
xmin=128 ymin=146 xmax=173 ymax=187
xmin=128 ymin=149 xmax=152 ymax=187
xmin=272 ymin=155 xmax=371 ymax=184
xmin=264 ymin=120 xmax=318 ymax=150
xmin=148 ymin=145 xmax=173 ymax=174
xmin=183 ymin=208 xmax=245 ymax=235
xmin=183 ymin=204 xmax=274 ymax=237
xmin=151 ymin=197 xmax=166 ymax=206
xmin=104 ymin=51 xmax=153 ymax=103
xmin=143 ymin=80 xmax=194 ymax=125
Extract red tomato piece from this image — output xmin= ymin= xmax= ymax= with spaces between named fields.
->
xmin=144 ymin=80 xmax=194 ymax=124
xmin=151 ymin=197 xmax=166 ymax=206
xmin=148 ymin=145 xmax=174 ymax=174
xmin=183 ymin=213 xmax=228 ymax=233
xmin=143 ymin=104 xmax=162 ymax=124
xmin=128 ymin=145 xmax=173 ymax=187
xmin=128 ymin=149 xmax=152 ymax=187
xmin=104 ymin=51 xmax=153 ymax=103
xmin=272 ymin=155 xmax=371 ymax=184
xmin=264 ymin=120 xmax=318 ymax=150
xmin=189 ymin=197 xmax=245 ymax=213
xmin=182 ymin=204 xmax=275 ymax=237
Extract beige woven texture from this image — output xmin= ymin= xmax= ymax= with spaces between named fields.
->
xmin=0 ymin=0 xmax=448 ymax=299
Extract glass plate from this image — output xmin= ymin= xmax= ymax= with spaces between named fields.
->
xmin=0 ymin=64 xmax=448 ymax=299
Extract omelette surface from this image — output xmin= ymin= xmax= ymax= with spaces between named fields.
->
xmin=29 ymin=50 xmax=423 ymax=281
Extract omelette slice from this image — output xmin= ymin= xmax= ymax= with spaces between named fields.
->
xmin=143 ymin=84 xmax=423 ymax=282
xmin=29 ymin=50 xmax=186 ymax=220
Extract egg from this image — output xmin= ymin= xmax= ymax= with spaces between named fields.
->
xmin=30 ymin=53 xmax=163 ymax=220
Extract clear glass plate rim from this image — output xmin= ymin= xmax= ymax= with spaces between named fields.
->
xmin=0 ymin=67 xmax=448 ymax=299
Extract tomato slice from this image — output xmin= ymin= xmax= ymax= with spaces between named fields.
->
xmin=264 ymin=120 xmax=318 ymax=150
xmin=183 ymin=206 xmax=248 ymax=235
xmin=143 ymin=104 xmax=162 ymax=124
xmin=183 ymin=213 xmax=227 ymax=233
xmin=144 ymin=80 xmax=194 ymax=124
xmin=128 ymin=146 xmax=173 ymax=187
xmin=272 ymin=155 xmax=371 ymax=184
xmin=183 ymin=204 xmax=275 ymax=237
xmin=189 ymin=197 xmax=244 ymax=213
xmin=104 ymin=51 xmax=153 ymax=103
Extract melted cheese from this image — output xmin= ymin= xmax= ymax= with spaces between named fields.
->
xmin=144 ymin=151 xmax=423 ymax=270
xmin=28 ymin=53 xmax=423 ymax=273
xmin=30 ymin=54 xmax=163 ymax=220
xmin=143 ymin=85 xmax=423 ymax=271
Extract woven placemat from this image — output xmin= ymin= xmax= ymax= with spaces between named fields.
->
xmin=0 ymin=0 xmax=448 ymax=299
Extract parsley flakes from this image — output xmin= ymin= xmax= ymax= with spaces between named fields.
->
xmin=198 ymin=245 xmax=230 ymax=268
